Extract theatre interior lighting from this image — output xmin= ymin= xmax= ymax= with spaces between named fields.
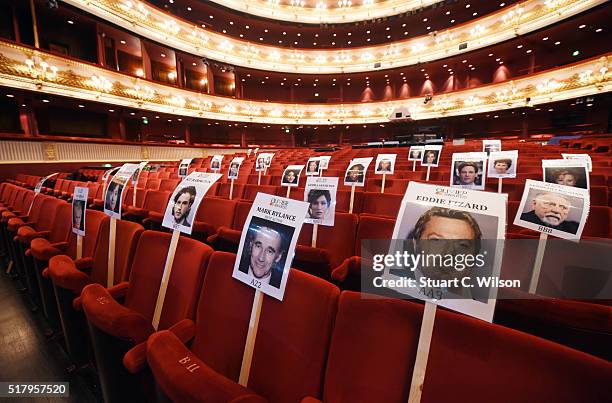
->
xmin=0 ymin=42 xmax=609 ymax=125
xmin=62 ymin=0 xmax=605 ymax=74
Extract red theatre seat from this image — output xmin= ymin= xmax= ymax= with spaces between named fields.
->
xmin=192 ymin=198 xmax=237 ymax=240
xmin=80 ymin=231 xmax=213 ymax=403
xmin=361 ymin=192 xmax=403 ymax=218
xmin=146 ymin=251 xmax=339 ymax=403
xmin=242 ymin=184 xmax=277 ymax=201
xmin=293 ymin=213 xmax=358 ymax=279
xmin=301 ymin=291 xmax=612 ymax=403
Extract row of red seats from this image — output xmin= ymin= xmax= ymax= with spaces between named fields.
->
xmin=1 ymin=194 xmax=605 ymax=403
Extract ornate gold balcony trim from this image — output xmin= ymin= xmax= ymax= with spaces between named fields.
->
xmin=0 ymin=40 xmax=609 ymax=125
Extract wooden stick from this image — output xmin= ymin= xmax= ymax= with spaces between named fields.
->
xmin=425 ymin=165 xmax=431 ymax=182
xmin=528 ymin=233 xmax=548 ymax=294
xmin=408 ymin=301 xmax=437 ymax=403
xmin=107 ymin=217 xmax=117 ymax=288
xmin=381 ymin=173 xmax=386 ymax=194
xmin=412 ymin=160 xmax=416 ymax=172
xmin=133 ymin=185 xmax=137 ymax=206
xmin=76 ymin=235 xmax=83 ymax=260
xmin=27 ymin=193 xmax=37 ymax=216
xmin=286 ymin=186 xmax=291 ymax=198
xmin=257 ymin=171 xmax=261 ymax=186
xmin=152 ymin=229 xmax=181 ymax=330
xmin=229 ymin=179 xmax=234 ymax=200
xmin=239 ymin=290 xmax=264 ymax=386
xmin=497 ymin=177 xmax=503 ymax=194
xmin=348 ymin=186 xmax=355 ymax=214
xmin=311 ymin=224 xmax=318 ymax=248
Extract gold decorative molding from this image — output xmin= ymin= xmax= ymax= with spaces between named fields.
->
xmin=0 ymin=40 xmax=609 ymax=125
xmin=42 ymin=142 xmax=58 ymax=161
xmin=203 ymin=0 xmax=441 ymax=24
xmin=62 ymin=0 xmax=605 ymax=74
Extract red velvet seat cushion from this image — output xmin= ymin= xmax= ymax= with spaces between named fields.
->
xmin=7 ymin=217 xmax=26 ymax=232
xmin=81 ymin=283 xmax=154 ymax=344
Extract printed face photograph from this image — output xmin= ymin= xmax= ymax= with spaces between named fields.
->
xmin=104 ymin=181 xmax=123 ymax=213
xmin=484 ymin=144 xmax=500 ymax=154
xmin=410 ymin=150 xmax=423 ymax=160
xmin=345 ymin=164 xmax=365 ymax=184
xmin=72 ymin=200 xmax=85 ymax=231
xmin=179 ymin=166 xmax=187 ymax=176
xmin=377 ymin=159 xmax=392 ymax=173
xmin=307 ymin=160 xmax=320 ymax=173
xmin=229 ymin=163 xmax=240 ymax=177
xmin=211 ymin=160 xmax=220 ymax=169
xmin=493 ymin=158 xmax=512 ymax=174
xmin=282 ymin=169 xmax=300 ymax=184
xmin=422 ymin=150 xmax=439 ymax=165
xmin=393 ymin=204 xmax=499 ymax=301
xmin=238 ymin=216 xmax=294 ymax=289
xmin=172 ymin=186 xmax=196 ymax=227
xmin=257 ymin=158 xmax=265 ymax=169
xmin=265 ymin=156 xmax=271 ymax=165
xmin=544 ymin=167 xmax=588 ymax=189
xmin=307 ymin=189 xmax=331 ymax=220
xmin=519 ymin=190 xmax=583 ymax=235
xmin=453 ymin=161 xmax=483 ymax=187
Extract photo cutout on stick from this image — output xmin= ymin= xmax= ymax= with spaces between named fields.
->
xmin=318 ymin=156 xmax=331 ymax=170
xmin=482 ymin=139 xmax=501 ymax=155
xmin=71 ymin=186 xmax=88 ymax=236
xmin=542 ymin=159 xmax=589 ymax=190
xmin=375 ymin=154 xmax=397 ymax=175
xmin=162 ymin=172 xmax=222 ymax=235
xmin=232 ymin=193 xmax=309 ymax=300
xmin=408 ymin=146 xmax=425 ymax=161
xmin=304 ymin=176 xmax=338 ymax=226
xmin=34 ymin=172 xmax=59 ymax=194
xmin=421 ymin=145 xmax=442 ymax=167
xmin=562 ymin=153 xmax=593 ymax=172
xmin=514 ymin=180 xmax=589 ymax=241
xmin=131 ymin=161 xmax=148 ymax=186
xmin=487 ymin=150 xmax=518 ymax=179
xmin=178 ymin=158 xmax=192 ymax=178
xmin=451 ymin=152 xmax=487 ymax=190
xmin=228 ymin=157 xmax=244 ymax=180
xmin=255 ymin=155 xmax=266 ymax=172
xmin=103 ymin=163 xmax=139 ymax=219
xmin=305 ymin=157 xmax=321 ymax=176
xmin=344 ymin=157 xmax=373 ymax=187
xmin=281 ymin=165 xmax=304 ymax=187
xmin=385 ymin=182 xmax=507 ymax=322
xmin=210 ymin=155 xmax=223 ymax=171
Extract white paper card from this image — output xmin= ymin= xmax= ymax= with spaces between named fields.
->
xmin=232 ymin=193 xmax=309 ymax=300
xmin=487 ymin=150 xmax=518 ymax=179
xmin=71 ymin=186 xmax=88 ymax=236
xmin=304 ymin=177 xmax=338 ymax=226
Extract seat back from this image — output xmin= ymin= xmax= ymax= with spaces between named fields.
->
xmin=355 ymin=215 xmax=396 ymax=255
xmin=217 ymin=183 xmax=246 ymax=199
xmin=124 ymin=231 xmax=213 ymax=329
xmin=584 ymin=206 xmax=611 ymax=238
xmin=66 ymin=210 xmax=108 ymax=259
xmin=90 ymin=220 xmax=144 ymax=286
xmin=242 ymin=184 xmax=276 ymax=201
xmin=361 ymin=192 xmax=403 ymax=218
xmin=336 ymin=190 xmax=364 ymax=213
xmin=48 ymin=202 xmax=72 ymax=243
xmin=195 ymin=198 xmax=237 ymax=230
xmin=190 ymin=252 xmax=339 ymax=402
xmin=232 ymin=201 xmax=253 ymax=230
xmin=297 ymin=213 xmax=358 ymax=267
xmin=145 ymin=179 xmax=161 ymax=190
xmin=142 ymin=190 xmax=172 ymax=213
xmin=321 ymin=292 xmax=418 ymax=403
xmin=159 ymin=179 xmax=180 ymax=192
xmin=34 ymin=197 xmax=64 ymax=232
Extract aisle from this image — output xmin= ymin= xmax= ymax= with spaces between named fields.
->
xmin=0 ymin=270 xmax=100 ymax=402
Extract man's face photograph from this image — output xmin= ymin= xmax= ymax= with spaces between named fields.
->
xmin=378 ymin=159 xmax=392 ymax=172
xmin=173 ymin=192 xmax=193 ymax=223
xmin=249 ymin=227 xmax=282 ymax=279
xmin=107 ymin=184 xmax=120 ymax=211
xmin=532 ymin=193 xmax=571 ymax=227
xmin=411 ymin=150 xmax=422 ymax=159
xmin=459 ymin=165 xmax=477 ymax=184
xmin=73 ymin=203 xmax=84 ymax=229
